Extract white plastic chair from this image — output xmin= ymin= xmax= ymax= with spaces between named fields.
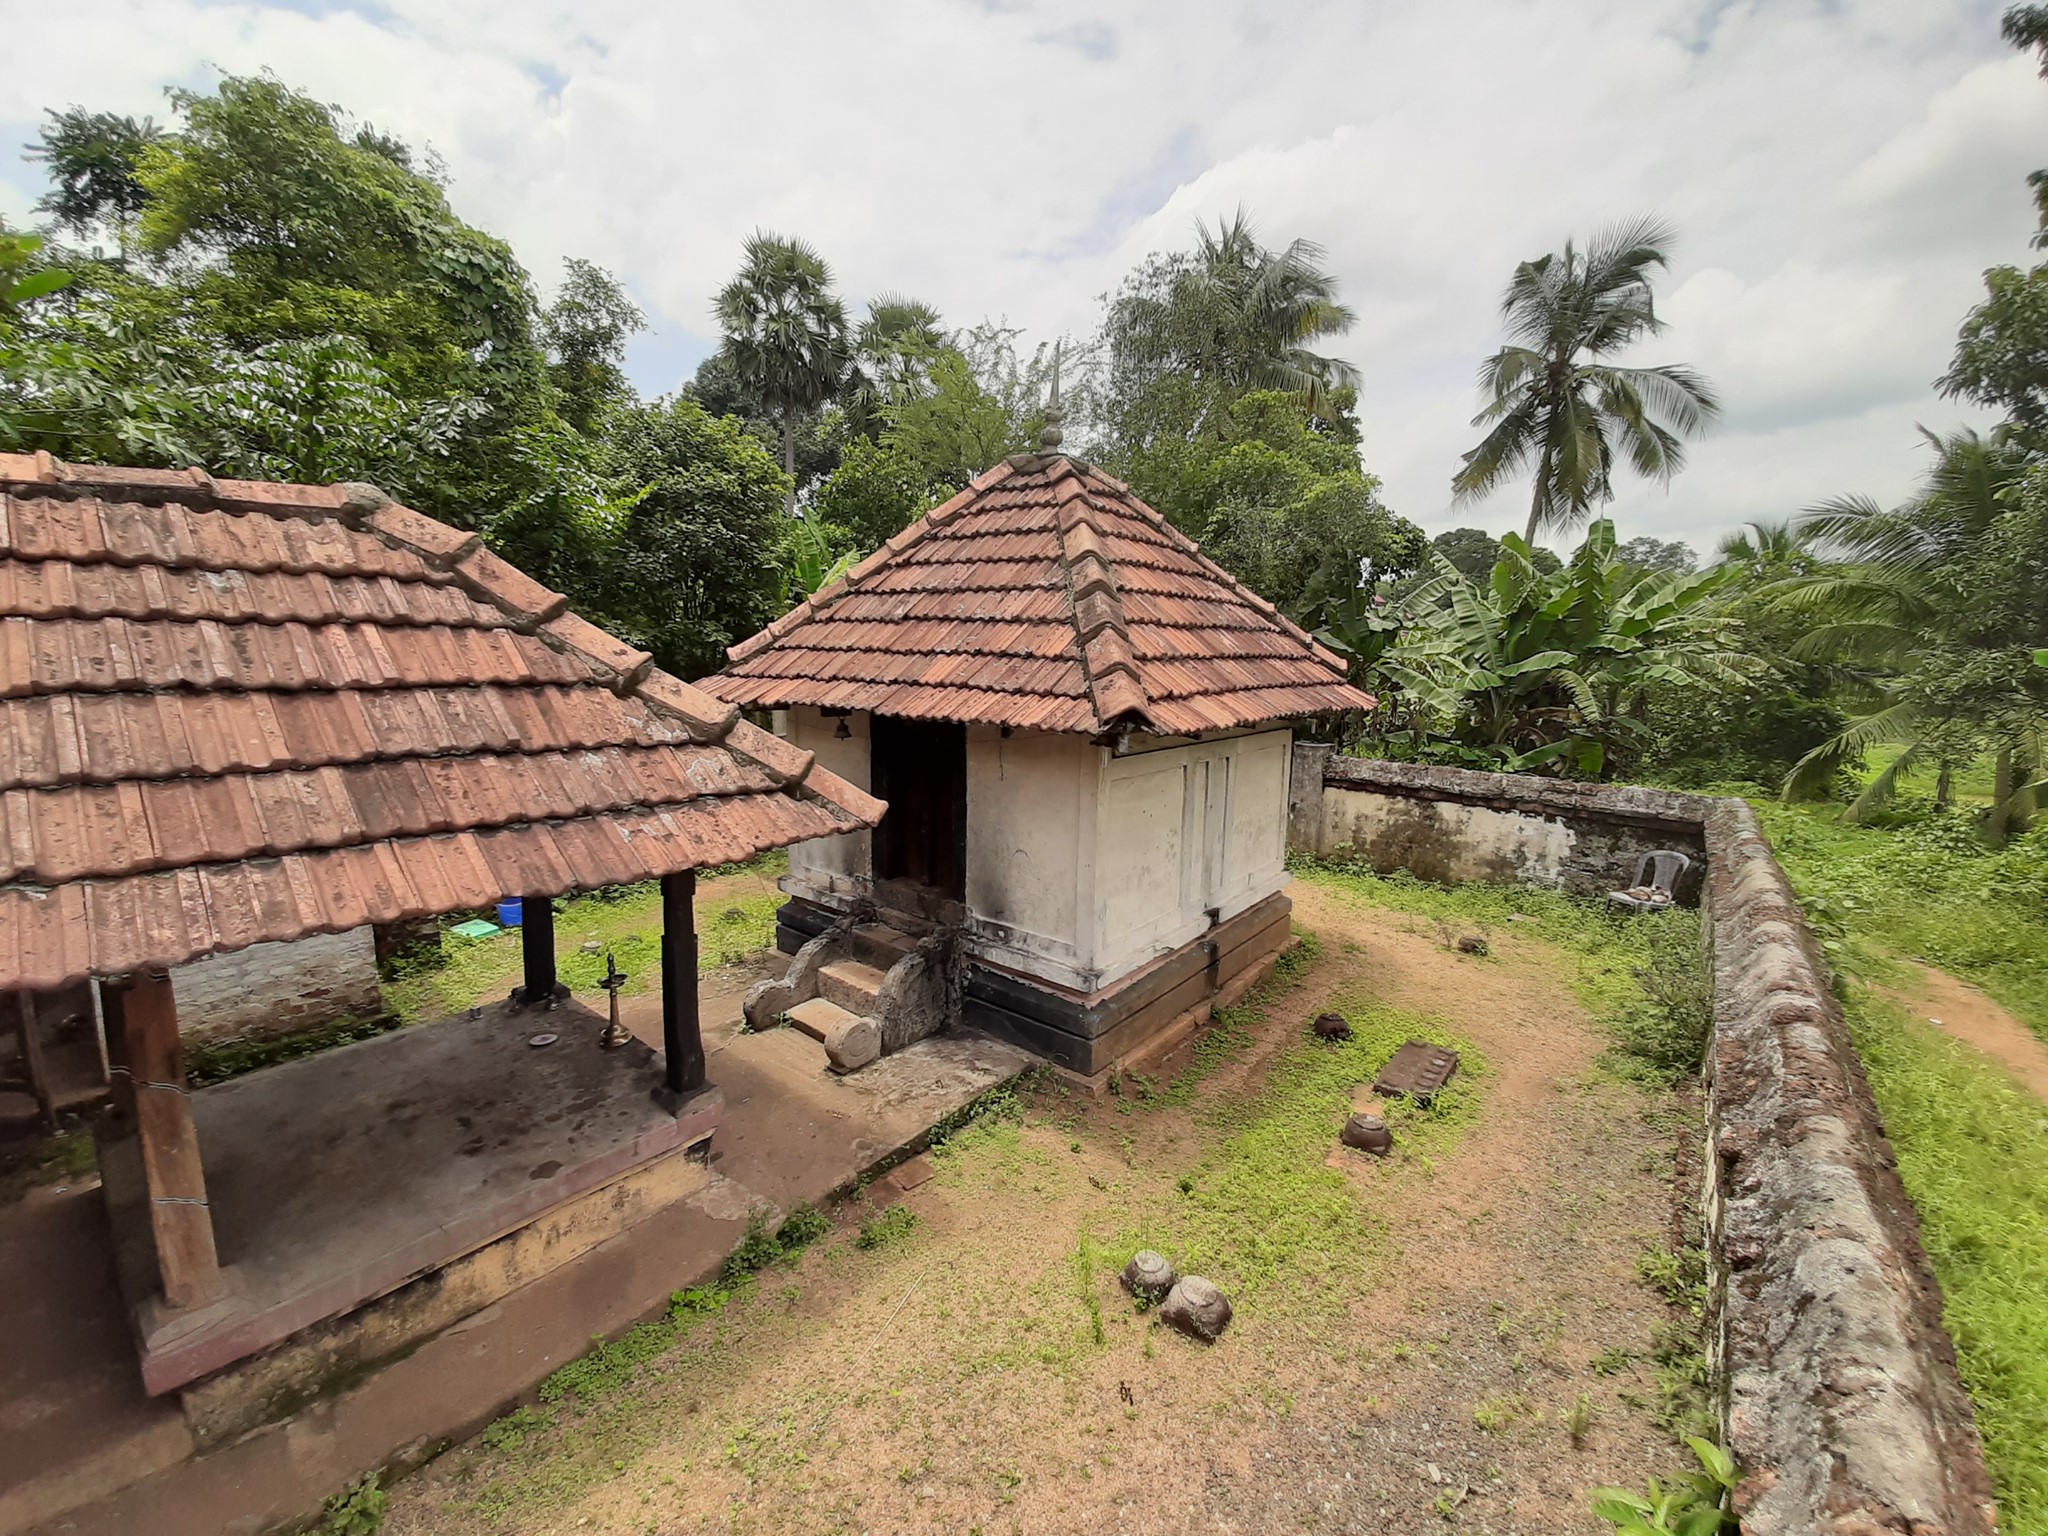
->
xmin=1608 ymin=849 xmax=1691 ymax=911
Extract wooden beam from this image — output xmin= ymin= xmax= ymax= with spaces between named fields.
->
xmin=519 ymin=895 xmax=560 ymax=1007
xmin=120 ymin=971 xmax=222 ymax=1310
xmin=661 ymin=871 xmax=704 ymax=1094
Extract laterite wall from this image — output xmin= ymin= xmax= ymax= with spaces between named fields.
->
xmin=1288 ymin=751 xmax=1997 ymax=1534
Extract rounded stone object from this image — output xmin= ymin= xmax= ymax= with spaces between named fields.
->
xmin=1121 ymin=1249 xmax=1178 ymax=1302
xmin=1341 ymin=1112 xmax=1393 ymax=1157
xmin=1160 ymin=1275 xmax=1232 ymax=1343
xmin=1313 ymin=1011 xmax=1352 ymax=1042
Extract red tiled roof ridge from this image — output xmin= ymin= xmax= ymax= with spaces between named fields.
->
xmin=1052 ymin=472 xmax=1156 ymax=730
xmin=701 ymin=451 xmax=1377 ymax=734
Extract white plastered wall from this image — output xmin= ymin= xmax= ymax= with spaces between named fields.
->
xmin=962 ymin=726 xmax=1100 ymax=989
xmin=775 ymin=708 xmax=1293 ymax=996
xmin=1090 ymin=728 xmax=1292 ymax=989
xmin=781 ymin=705 xmax=873 ymax=905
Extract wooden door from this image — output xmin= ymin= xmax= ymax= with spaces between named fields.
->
xmin=869 ymin=716 xmax=968 ymax=900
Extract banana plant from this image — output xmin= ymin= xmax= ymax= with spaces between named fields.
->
xmin=1378 ymin=519 xmax=1748 ymax=777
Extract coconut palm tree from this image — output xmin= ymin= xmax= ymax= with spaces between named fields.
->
xmin=1183 ymin=209 xmax=1360 ymax=411
xmin=1107 ymin=208 xmax=1360 ymax=427
xmin=1775 ymin=427 xmax=2048 ymax=834
xmin=1453 ymin=217 xmax=1720 ymax=543
xmin=713 ymin=232 xmax=851 ymax=512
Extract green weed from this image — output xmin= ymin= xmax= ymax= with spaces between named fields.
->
xmin=1589 ymin=1437 xmax=1736 ymax=1534
xmin=186 ymin=1013 xmax=403 ymax=1087
xmin=857 ymin=1205 xmax=919 ymax=1251
xmin=317 ymin=1473 xmax=387 ymax=1535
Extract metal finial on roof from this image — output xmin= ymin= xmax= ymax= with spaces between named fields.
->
xmin=1040 ymin=341 xmax=1064 ymax=451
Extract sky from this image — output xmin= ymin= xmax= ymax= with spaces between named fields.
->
xmin=3 ymin=0 xmax=2044 ymax=554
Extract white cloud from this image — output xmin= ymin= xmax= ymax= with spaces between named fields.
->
xmin=1 ymin=0 xmax=2038 ymax=554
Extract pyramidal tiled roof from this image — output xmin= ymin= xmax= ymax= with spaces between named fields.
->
xmin=704 ymin=454 xmax=1376 ymax=735
xmin=0 ymin=453 xmax=884 ymax=991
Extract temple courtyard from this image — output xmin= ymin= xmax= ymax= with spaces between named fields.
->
xmin=376 ymin=868 xmax=1700 ymax=1536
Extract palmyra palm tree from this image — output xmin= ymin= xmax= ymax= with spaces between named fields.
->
xmin=1453 ymin=216 xmax=1720 ymax=543
xmin=842 ymin=294 xmax=946 ymax=438
xmin=714 ymin=231 xmax=851 ymax=512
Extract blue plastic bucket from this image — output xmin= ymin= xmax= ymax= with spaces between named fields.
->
xmin=497 ymin=897 xmax=523 ymax=928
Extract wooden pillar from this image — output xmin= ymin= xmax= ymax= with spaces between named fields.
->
xmin=118 ymin=971 xmax=222 ymax=1310
xmin=520 ymin=895 xmax=559 ymax=1006
xmin=14 ymin=993 xmax=57 ymax=1131
xmin=661 ymin=870 xmax=704 ymax=1094
xmin=99 ymin=978 xmax=135 ymax=1123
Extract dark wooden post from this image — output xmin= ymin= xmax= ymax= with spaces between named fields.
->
xmin=519 ymin=894 xmax=559 ymax=1007
xmin=14 ymin=993 xmax=57 ymax=1131
xmin=118 ymin=971 xmax=222 ymax=1310
xmin=661 ymin=870 xmax=704 ymax=1094
xmin=99 ymin=978 xmax=135 ymax=1131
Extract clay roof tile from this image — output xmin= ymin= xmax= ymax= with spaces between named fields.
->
xmin=0 ymin=458 xmax=883 ymax=990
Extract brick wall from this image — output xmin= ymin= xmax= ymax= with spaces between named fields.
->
xmin=171 ymin=928 xmax=385 ymax=1045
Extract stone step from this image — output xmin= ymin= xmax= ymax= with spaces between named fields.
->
xmin=852 ymin=923 xmax=917 ymax=969
xmin=783 ymin=997 xmax=881 ymax=1073
xmin=817 ymin=959 xmax=885 ymax=1014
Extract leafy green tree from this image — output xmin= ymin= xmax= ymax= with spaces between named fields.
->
xmin=1452 ymin=217 xmax=1719 ymax=542
xmin=1379 ymin=519 xmax=1746 ymax=777
xmin=2001 ymin=3 xmax=2048 ymax=246
xmin=598 ymin=396 xmax=790 ymax=677
xmin=812 ymin=436 xmax=932 ymax=548
xmin=1104 ymin=208 xmax=1358 ymax=432
xmin=883 ymin=325 xmax=1058 ymax=489
xmin=27 ymin=107 xmax=165 ymax=249
xmin=1431 ymin=527 xmax=1504 ymax=580
xmin=778 ymin=514 xmax=860 ymax=605
xmin=541 ymin=258 xmax=644 ymax=434
xmin=713 ymin=231 xmax=851 ymax=511
xmin=1774 ymin=428 xmax=2048 ymax=835
xmin=1618 ymin=536 xmax=1698 ymax=574
xmin=1941 ymin=262 xmax=2048 ymax=443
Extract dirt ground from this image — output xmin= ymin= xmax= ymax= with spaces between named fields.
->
xmin=1883 ymin=961 xmax=2048 ymax=1102
xmin=383 ymin=875 xmax=1697 ymax=1536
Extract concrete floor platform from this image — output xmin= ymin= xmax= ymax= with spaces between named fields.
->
xmin=1 ymin=964 xmax=1031 ymax=1536
xmin=101 ymin=999 xmax=705 ymax=1396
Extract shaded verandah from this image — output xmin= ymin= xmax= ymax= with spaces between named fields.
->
xmin=0 ymin=453 xmax=884 ymax=1402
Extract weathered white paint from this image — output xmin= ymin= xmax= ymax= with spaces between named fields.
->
xmin=782 ymin=706 xmax=873 ymax=905
xmin=963 ymin=726 xmax=1098 ymax=988
xmin=1092 ymin=729 xmax=1292 ymax=987
xmin=772 ymin=710 xmax=1293 ymax=995
xmin=1319 ymin=786 xmax=1579 ymax=887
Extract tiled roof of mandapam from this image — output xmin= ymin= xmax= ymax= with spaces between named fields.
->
xmin=0 ymin=454 xmax=883 ymax=991
xmin=702 ymin=453 xmax=1376 ymax=736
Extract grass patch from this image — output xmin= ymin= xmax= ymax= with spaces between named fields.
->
xmin=186 ymin=1013 xmax=404 ymax=1088
xmin=383 ymin=853 xmax=788 ymax=1025
xmin=0 ymin=1126 xmax=97 ymax=1202
xmin=856 ymin=1204 xmax=919 ymax=1251
xmin=1844 ymin=986 xmax=2048 ymax=1529
xmin=1754 ymin=800 xmax=2048 ymax=1041
xmin=1117 ymin=995 xmax=1485 ymax=1304
xmin=1290 ymin=856 xmax=1708 ymax=1083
